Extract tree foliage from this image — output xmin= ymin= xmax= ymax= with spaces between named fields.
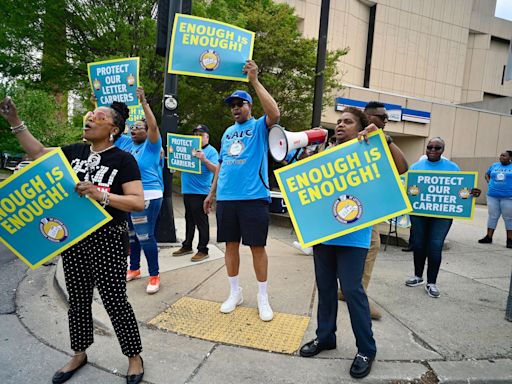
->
xmin=0 ymin=0 xmax=346 ymax=150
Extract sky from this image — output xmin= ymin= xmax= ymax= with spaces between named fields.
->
xmin=495 ymin=0 xmax=512 ymax=21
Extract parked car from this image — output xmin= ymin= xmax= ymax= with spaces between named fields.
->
xmin=13 ymin=161 xmax=32 ymax=173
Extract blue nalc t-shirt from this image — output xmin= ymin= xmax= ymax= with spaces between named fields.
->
xmin=115 ymin=134 xmax=163 ymax=192
xmin=181 ymin=144 xmax=219 ymax=195
xmin=409 ymin=157 xmax=461 ymax=172
xmin=322 ymin=227 xmax=372 ymax=249
xmin=217 ymin=116 xmax=270 ymax=201
xmin=486 ymin=162 xmax=512 ymax=198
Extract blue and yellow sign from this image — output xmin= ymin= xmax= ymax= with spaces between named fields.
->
xmin=168 ymin=14 xmax=255 ymax=82
xmin=167 ymin=133 xmax=202 ymax=174
xmin=126 ymin=104 xmax=146 ymax=128
xmin=406 ymin=171 xmax=478 ymax=219
xmin=0 ymin=149 xmax=112 ymax=269
xmin=88 ymin=57 xmax=140 ymax=107
xmin=275 ymin=131 xmax=412 ymax=248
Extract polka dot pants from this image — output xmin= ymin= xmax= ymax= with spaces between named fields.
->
xmin=62 ymin=222 xmax=142 ymax=357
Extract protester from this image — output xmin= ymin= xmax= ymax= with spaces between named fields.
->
xmin=338 ymin=102 xmax=408 ymax=321
xmin=203 ymin=60 xmax=280 ymax=322
xmin=478 ymin=150 xmax=512 ymax=248
xmin=299 ymin=107 xmax=378 ymax=379
xmin=116 ymin=87 xmax=164 ymax=294
xmin=173 ymin=124 xmax=219 ymax=261
xmin=0 ymin=97 xmax=145 ymax=384
xmin=405 ymin=137 xmax=480 ymax=298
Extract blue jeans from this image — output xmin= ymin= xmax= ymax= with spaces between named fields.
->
xmin=313 ymin=244 xmax=376 ymax=358
xmin=128 ymin=198 xmax=162 ymax=276
xmin=410 ymin=215 xmax=452 ymax=284
xmin=487 ymin=196 xmax=512 ymax=230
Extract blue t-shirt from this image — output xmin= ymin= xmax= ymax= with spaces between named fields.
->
xmin=181 ymin=144 xmax=219 ymax=195
xmin=409 ymin=158 xmax=461 ymax=172
xmin=217 ymin=116 xmax=270 ymax=201
xmin=486 ymin=162 xmax=512 ymax=198
xmin=284 ymin=148 xmax=304 ymax=164
xmin=322 ymin=227 xmax=372 ymax=249
xmin=115 ymin=134 xmax=163 ymax=192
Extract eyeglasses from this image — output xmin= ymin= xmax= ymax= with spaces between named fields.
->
xmin=85 ymin=110 xmax=109 ymax=122
xmin=130 ymin=124 xmax=146 ymax=131
xmin=426 ymin=145 xmax=443 ymax=151
xmin=371 ymin=114 xmax=388 ymax=121
xmin=230 ymin=100 xmax=248 ymax=109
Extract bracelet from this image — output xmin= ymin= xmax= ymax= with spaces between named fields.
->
xmin=141 ymin=99 xmax=148 ymax=105
xmin=385 ymin=134 xmax=393 ymax=145
xmin=11 ymin=121 xmax=27 ymax=135
xmin=101 ymin=191 xmax=110 ymax=207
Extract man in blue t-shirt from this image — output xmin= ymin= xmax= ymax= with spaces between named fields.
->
xmin=204 ymin=60 xmax=280 ymax=322
xmin=173 ymin=124 xmax=219 ymax=262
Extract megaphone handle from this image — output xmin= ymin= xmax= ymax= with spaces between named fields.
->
xmin=291 ymin=148 xmax=301 ymax=163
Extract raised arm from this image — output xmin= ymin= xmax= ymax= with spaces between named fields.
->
xmin=137 ymin=87 xmax=160 ymax=144
xmin=0 ymin=97 xmax=54 ymax=159
xmin=244 ymin=61 xmax=280 ymax=127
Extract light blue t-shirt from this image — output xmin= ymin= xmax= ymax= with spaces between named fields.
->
xmin=409 ymin=157 xmax=461 ymax=172
xmin=217 ymin=116 xmax=270 ymax=201
xmin=322 ymin=227 xmax=372 ymax=249
xmin=486 ymin=162 xmax=512 ymax=198
xmin=284 ymin=148 xmax=304 ymax=164
xmin=115 ymin=134 xmax=163 ymax=192
xmin=181 ymin=144 xmax=219 ymax=195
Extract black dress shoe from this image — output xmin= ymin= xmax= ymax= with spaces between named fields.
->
xmin=52 ymin=356 xmax=88 ymax=384
xmin=349 ymin=353 xmax=374 ymax=379
xmin=299 ymin=338 xmax=336 ymax=357
xmin=401 ymin=246 xmax=413 ymax=252
xmin=126 ymin=356 xmax=144 ymax=384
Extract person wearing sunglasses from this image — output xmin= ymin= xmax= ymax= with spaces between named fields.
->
xmin=478 ymin=150 xmax=512 ymax=248
xmin=405 ymin=137 xmax=480 ymax=298
xmin=115 ymin=87 xmax=164 ymax=295
xmin=0 ymin=97 xmax=145 ymax=384
xmin=203 ymin=60 xmax=280 ymax=322
xmin=173 ymin=124 xmax=219 ymax=262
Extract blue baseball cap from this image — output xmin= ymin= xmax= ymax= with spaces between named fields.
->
xmin=224 ymin=90 xmax=253 ymax=105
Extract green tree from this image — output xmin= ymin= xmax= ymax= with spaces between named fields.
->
xmin=0 ymin=85 xmax=82 ymax=154
xmin=178 ymin=0 xmax=346 ymax=148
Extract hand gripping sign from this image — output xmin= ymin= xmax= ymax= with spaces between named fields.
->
xmin=275 ymin=131 xmax=411 ymax=248
xmin=0 ymin=149 xmax=111 ymax=269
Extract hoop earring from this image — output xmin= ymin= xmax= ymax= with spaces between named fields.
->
xmin=109 ymin=133 xmax=114 ymax=142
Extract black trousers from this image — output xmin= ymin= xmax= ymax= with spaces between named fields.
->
xmin=62 ymin=223 xmax=142 ymax=357
xmin=183 ymin=194 xmax=209 ymax=253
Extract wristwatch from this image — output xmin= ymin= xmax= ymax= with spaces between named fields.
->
xmin=385 ymin=134 xmax=393 ymax=145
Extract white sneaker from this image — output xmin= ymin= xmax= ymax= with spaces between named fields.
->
xmin=293 ymin=241 xmax=313 ymax=256
xmin=220 ymin=287 xmax=243 ymax=313
xmin=257 ymin=293 xmax=274 ymax=321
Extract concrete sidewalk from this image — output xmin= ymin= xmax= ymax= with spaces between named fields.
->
xmin=17 ymin=195 xmax=512 ymax=383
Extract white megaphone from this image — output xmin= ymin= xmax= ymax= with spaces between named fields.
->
xmin=269 ymin=125 xmax=328 ymax=162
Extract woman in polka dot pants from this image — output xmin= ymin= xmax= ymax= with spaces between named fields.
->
xmin=0 ymin=98 xmax=146 ymax=384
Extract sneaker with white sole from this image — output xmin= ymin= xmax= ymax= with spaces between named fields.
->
xmin=146 ymin=275 xmax=160 ymax=294
xmin=405 ymin=276 xmax=425 ymax=287
xmin=220 ymin=287 xmax=243 ymax=313
xmin=293 ymin=241 xmax=313 ymax=256
xmin=425 ymin=283 xmax=440 ymax=298
xmin=257 ymin=293 xmax=274 ymax=321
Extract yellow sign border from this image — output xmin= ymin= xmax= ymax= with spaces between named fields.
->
xmin=87 ymin=57 xmax=140 ymax=108
xmin=167 ymin=133 xmax=203 ymax=174
xmin=167 ymin=14 xmax=255 ymax=82
xmin=0 ymin=148 xmax=112 ymax=269
xmin=406 ymin=170 xmax=478 ymax=220
xmin=275 ymin=130 xmax=412 ymax=248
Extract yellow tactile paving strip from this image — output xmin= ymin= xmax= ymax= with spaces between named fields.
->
xmin=148 ymin=297 xmax=310 ymax=354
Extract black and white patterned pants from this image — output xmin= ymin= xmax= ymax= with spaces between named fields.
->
xmin=62 ymin=222 xmax=142 ymax=357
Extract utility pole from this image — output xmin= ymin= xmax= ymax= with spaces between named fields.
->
xmin=311 ymin=0 xmax=331 ymax=128
xmin=155 ymin=0 xmax=192 ymax=243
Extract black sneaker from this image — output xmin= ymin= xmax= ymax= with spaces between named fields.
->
xmin=478 ymin=235 xmax=492 ymax=244
xmin=349 ymin=353 xmax=374 ymax=378
xmin=507 ymin=239 xmax=512 ymax=249
xmin=405 ymin=276 xmax=424 ymax=287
